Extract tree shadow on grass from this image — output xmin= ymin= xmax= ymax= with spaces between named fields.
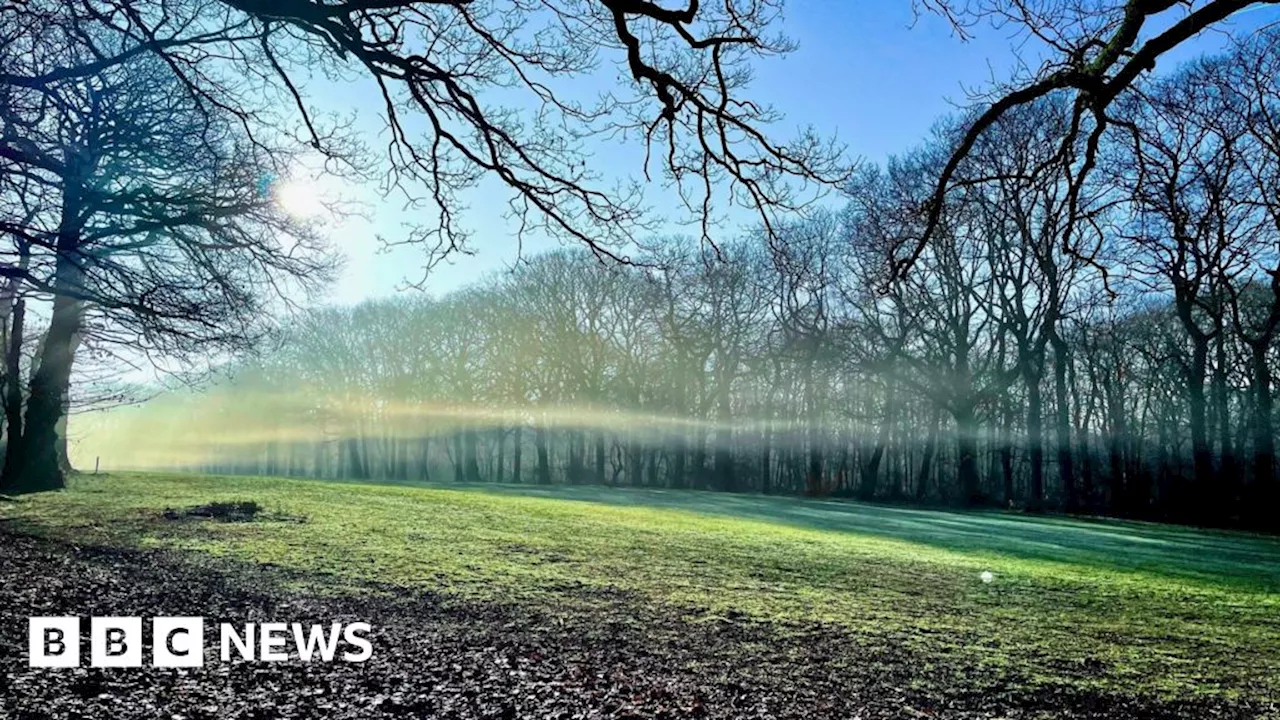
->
xmin=419 ymin=481 xmax=1280 ymax=591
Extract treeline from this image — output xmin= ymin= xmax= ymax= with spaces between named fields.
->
xmin=103 ymin=34 xmax=1280 ymax=531
xmin=3 ymin=0 xmax=836 ymax=495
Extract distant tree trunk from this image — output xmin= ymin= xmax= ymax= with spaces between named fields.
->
xmin=351 ymin=430 xmax=371 ymax=479
xmin=567 ymin=430 xmax=584 ymax=484
xmin=806 ymin=441 xmax=824 ymax=497
xmin=495 ymin=430 xmax=505 ymax=483
xmin=1079 ymin=434 xmax=1095 ymax=511
xmin=464 ymin=428 xmax=481 ymax=482
xmin=627 ymin=438 xmax=644 ymax=487
xmin=690 ymin=430 xmax=707 ymax=489
xmin=452 ymin=432 xmax=465 ymax=482
xmin=1051 ymin=337 xmax=1076 ymax=511
xmin=955 ymin=402 xmax=981 ymax=506
xmin=1187 ymin=338 xmax=1212 ymax=514
xmin=860 ymin=381 xmax=896 ymax=499
xmin=916 ymin=411 xmax=941 ymax=502
xmin=1150 ymin=406 xmax=1172 ymax=517
xmin=714 ymin=435 xmax=735 ymax=491
xmin=1212 ymin=327 xmax=1234 ymax=514
xmin=1025 ymin=367 xmax=1045 ymax=512
xmin=265 ymin=441 xmax=279 ymax=477
xmin=669 ymin=432 xmax=687 ymax=490
xmin=835 ymin=440 xmax=851 ymax=497
xmin=1076 ymin=363 xmax=1098 ymax=512
xmin=535 ymin=424 xmax=551 ymax=485
xmin=758 ymin=419 xmax=771 ymax=495
xmin=595 ymin=433 xmax=606 ymax=483
xmin=999 ymin=395 xmax=1014 ymax=505
xmin=785 ymin=440 xmax=802 ymax=493
xmin=714 ymin=357 xmax=735 ymax=492
xmin=455 ymin=430 xmax=465 ymax=476
xmin=1250 ymin=342 xmax=1275 ymax=516
xmin=512 ymin=426 xmax=522 ymax=484
xmin=803 ymin=358 xmax=823 ymax=497
xmin=1104 ymin=376 xmax=1127 ymax=513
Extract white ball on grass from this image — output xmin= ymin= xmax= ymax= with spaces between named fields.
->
xmin=980 ymin=570 xmax=995 ymax=584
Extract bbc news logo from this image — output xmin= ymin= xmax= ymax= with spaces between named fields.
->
xmin=28 ymin=617 xmax=372 ymax=667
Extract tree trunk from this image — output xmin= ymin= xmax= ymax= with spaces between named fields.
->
xmin=595 ymin=433 xmax=606 ymax=483
xmin=1051 ymin=337 xmax=1076 ymax=511
xmin=535 ymin=424 xmax=551 ymax=485
xmin=1213 ymin=328 xmax=1234 ymax=515
xmin=512 ymin=426 xmax=522 ymax=484
xmin=1187 ymin=339 xmax=1212 ymax=515
xmin=1000 ymin=395 xmax=1014 ymax=505
xmin=1104 ymin=378 xmax=1128 ymax=513
xmin=713 ymin=353 xmax=735 ymax=491
xmin=806 ymin=441 xmax=824 ymax=497
xmin=54 ymin=327 xmax=84 ymax=476
xmin=495 ymin=430 xmax=505 ymax=483
xmin=2 ymin=296 xmax=26 ymax=484
xmin=916 ymin=411 xmax=941 ymax=502
xmin=10 ymin=292 xmax=82 ymax=493
xmin=0 ymin=238 xmax=31 ymax=481
xmin=452 ymin=432 xmax=465 ymax=482
xmin=955 ymin=402 xmax=981 ymax=506
xmin=690 ymin=430 xmax=706 ymax=489
xmin=464 ymin=428 xmax=481 ymax=482
xmin=859 ymin=381 xmax=896 ymax=499
xmin=628 ymin=438 xmax=643 ymax=487
xmin=567 ymin=430 xmax=584 ymax=484
xmin=758 ymin=419 xmax=771 ymax=494
xmin=1250 ymin=342 xmax=1275 ymax=521
xmin=669 ymin=432 xmax=687 ymax=490
xmin=4 ymin=193 xmax=87 ymax=494
xmin=1025 ymin=369 xmax=1046 ymax=512
xmin=3 ymin=158 xmax=88 ymax=494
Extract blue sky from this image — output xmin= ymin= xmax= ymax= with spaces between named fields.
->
xmin=294 ymin=1 xmax=1279 ymax=306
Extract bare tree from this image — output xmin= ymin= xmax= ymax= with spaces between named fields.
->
xmin=3 ymin=0 xmax=849 ymax=270
xmin=899 ymin=0 xmax=1277 ymax=283
xmin=0 ymin=17 xmax=336 ymax=492
xmin=1108 ymin=56 xmax=1266 ymax=515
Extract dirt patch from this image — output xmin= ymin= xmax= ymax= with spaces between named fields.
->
xmin=160 ymin=501 xmax=304 ymax=524
xmin=0 ymin=528 xmax=1263 ymax=720
xmin=163 ymin=500 xmax=262 ymax=522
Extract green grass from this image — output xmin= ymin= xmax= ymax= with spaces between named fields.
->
xmin=5 ymin=471 xmax=1280 ymax=706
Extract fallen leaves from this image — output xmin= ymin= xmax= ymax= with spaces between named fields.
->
xmin=0 ymin=529 xmax=1262 ymax=719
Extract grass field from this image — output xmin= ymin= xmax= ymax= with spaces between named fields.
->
xmin=4 ymin=471 xmax=1279 ymax=708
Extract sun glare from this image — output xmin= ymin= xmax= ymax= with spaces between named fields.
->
xmin=275 ymin=178 xmax=330 ymax=219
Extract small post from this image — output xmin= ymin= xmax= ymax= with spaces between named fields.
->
xmin=94 ymin=456 xmax=100 ymax=475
